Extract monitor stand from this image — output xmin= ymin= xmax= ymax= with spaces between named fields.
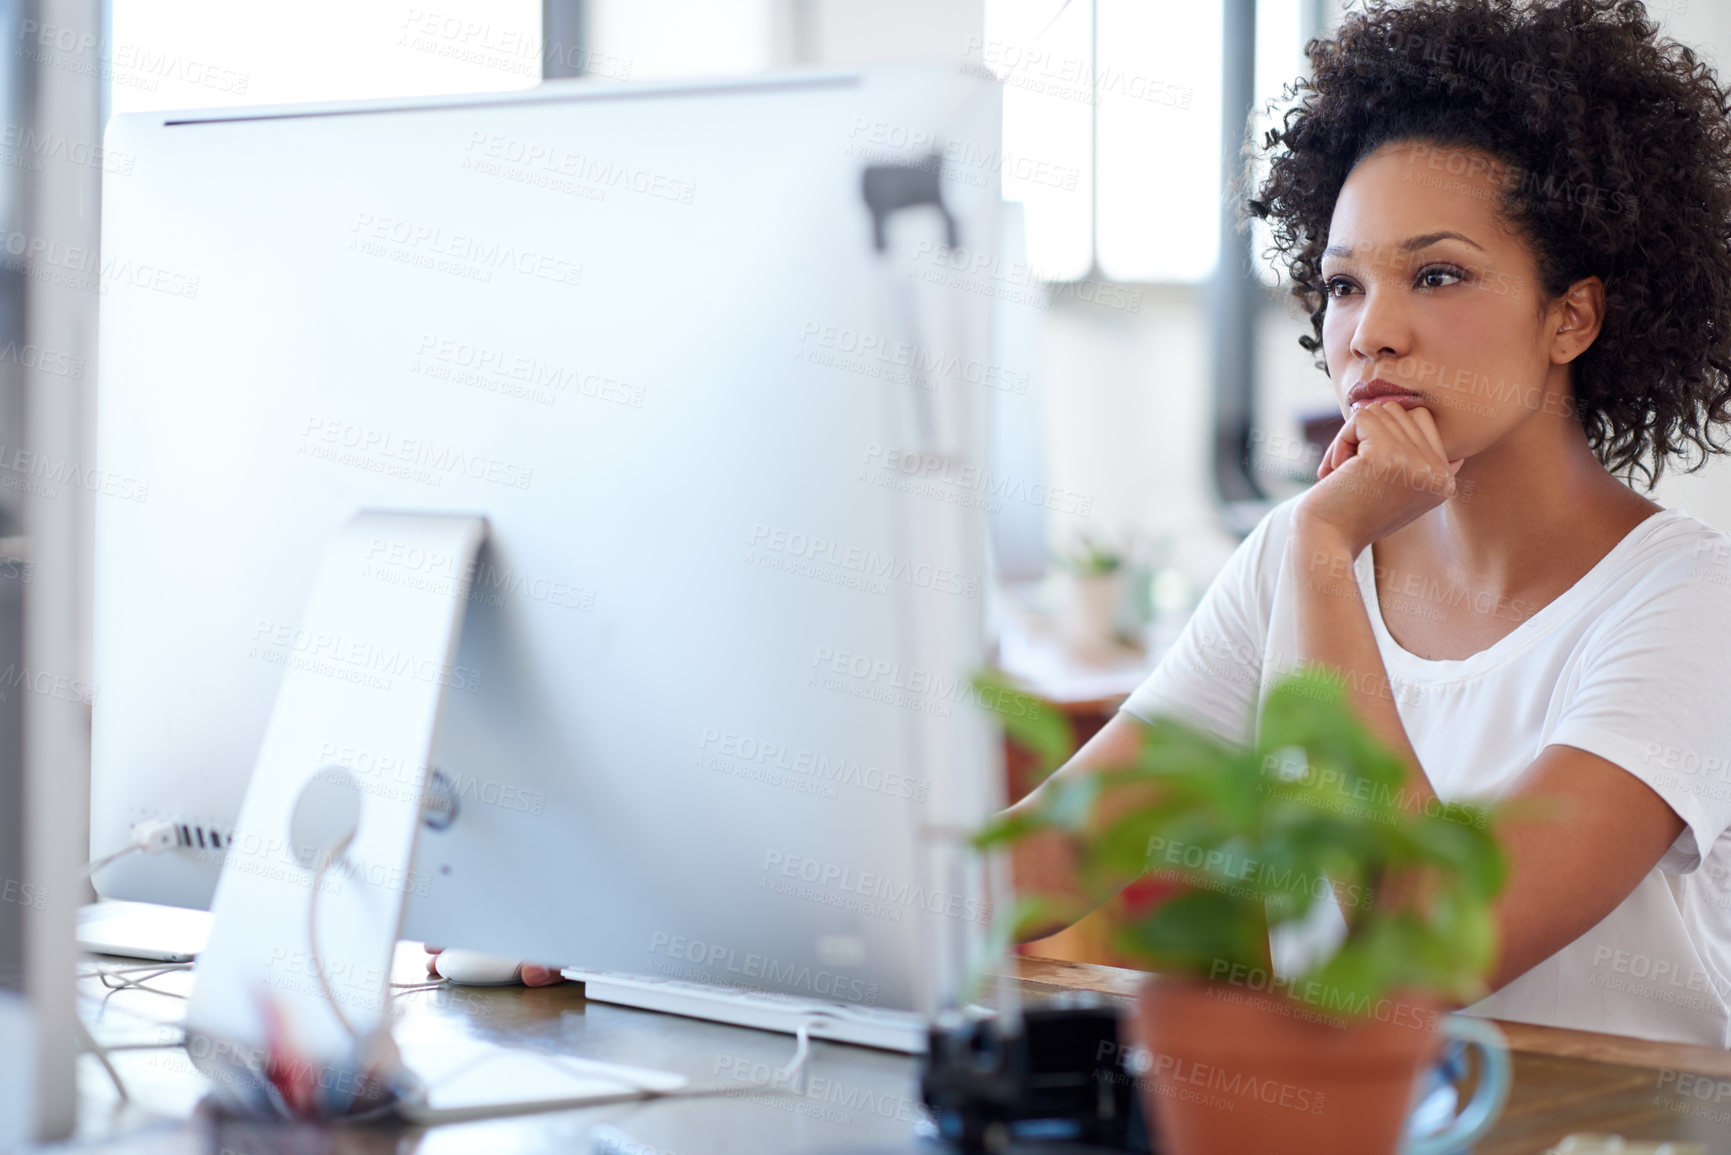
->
xmin=183 ymin=510 xmax=488 ymax=1114
xmin=179 ymin=510 xmax=689 ymax=1121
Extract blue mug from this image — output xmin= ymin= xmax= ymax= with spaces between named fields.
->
xmin=1401 ymin=1015 xmax=1512 ymax=1155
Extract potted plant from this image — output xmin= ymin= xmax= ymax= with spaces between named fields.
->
xmin=1054 ymin=533 xmax=1129 ymax=658
xmin=974 ymin=668 xmax=1514 ymax=1155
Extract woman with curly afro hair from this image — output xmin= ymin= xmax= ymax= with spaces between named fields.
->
xmin=1010 ymin=0 xmax=1731 ymax=1045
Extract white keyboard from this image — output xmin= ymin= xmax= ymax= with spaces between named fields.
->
xmin=560 ymin=967 xmax=932 ymax=1053
xmin=78 ymin=900 xmax=212 ymax=961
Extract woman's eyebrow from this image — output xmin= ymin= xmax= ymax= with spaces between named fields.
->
xmin=1322 ymin=230 xmax=1486 ymax=259
xmin=1399 ymin=230 xmax=1485 ymax=252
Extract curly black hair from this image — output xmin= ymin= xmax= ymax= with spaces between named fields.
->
xmin=1250 ymin=0 xmax=1731 ymax=485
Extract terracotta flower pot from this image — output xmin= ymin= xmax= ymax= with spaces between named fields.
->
xmin=1129 ymin=976 xmax=1447 ymax=1155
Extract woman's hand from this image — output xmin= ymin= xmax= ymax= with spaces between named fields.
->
xmin=1298 ymin=400 xmax=1464 ymax=556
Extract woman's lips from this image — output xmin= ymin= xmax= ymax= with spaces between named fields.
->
xmin=1347 ymin=380 xmax=1425 ymax=410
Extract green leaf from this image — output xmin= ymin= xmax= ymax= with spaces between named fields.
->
xmin=1298 ymin=942 xmax=1384 ymax=1017
xmin=972 ymin=806 xmax=1052 ymax=851
xmin=971 ymin=667 xmax=1524 ymax=1016
xmin=1114 ymin=888 xmax=1266 ymax=975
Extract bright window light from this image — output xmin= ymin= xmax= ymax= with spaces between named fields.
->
xmin=1095 ymin=0 xmax=1222 ymax=283
xmin=108 ymin=0 xmax=542 ymax=115
xmin=1252 ymin=0 xmax=1308 ymax=284
xmin=587 ymin=0 xmax=774 ymax=80
xmin=988 ymin=0 xmax=1308 ymax=285
xmin=978 ymin=0 xmax=1093 ymax=282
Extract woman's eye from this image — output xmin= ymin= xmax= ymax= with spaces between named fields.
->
xmin=1416 ymin=265 xmax=1465 ymax=289
xmin=1324 ymin=277 xmax=1358 ymax=299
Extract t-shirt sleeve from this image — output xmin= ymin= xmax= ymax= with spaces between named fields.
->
xmin=1119 ymin=503 xmax=1285 ymax=747
xmin=1547 ymin=552 xmax=1731 ymax=874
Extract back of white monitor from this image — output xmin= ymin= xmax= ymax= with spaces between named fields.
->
xmin=94 ymin=68 xmax=1005 ymax=1019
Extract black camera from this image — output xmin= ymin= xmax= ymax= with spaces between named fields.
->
xmin=919 ymin=998 xmax=1155 ymax=1154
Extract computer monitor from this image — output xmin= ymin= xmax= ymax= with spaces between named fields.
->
xmin=92 ymin=68 xmax=1007 ymax=1031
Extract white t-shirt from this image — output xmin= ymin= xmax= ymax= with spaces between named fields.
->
xmin=1122 ymin=497 xmax=1731 ymax=1046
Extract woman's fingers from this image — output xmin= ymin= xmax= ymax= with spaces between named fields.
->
xmin=1318 ymin=411 xmax=1364 ymax=480
xmin=1405 ymin=404 xmax=1449 ymax=461
xmin=1300 ymin=401 xmax=1460 ymax=553
xmin=1318 ymin=400 xmax=1456 ymax=493
xmin=521 ymin=964 xmax=566 ymax=987
xmin=1369 ymin=400 xmax=1439 ymax=461
xmin=1382 ymin=403 xmax=1455 ymax=495
xmin=1359 ymin=402 xmax=1453 ymax=495
xmin=1363 ymin=399 xmax=1424 ymax=450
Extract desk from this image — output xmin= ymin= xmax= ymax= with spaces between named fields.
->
xmin=68 ymin=950 xmax=1731 ymax=1154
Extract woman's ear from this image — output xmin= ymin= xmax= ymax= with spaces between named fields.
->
xmin=1549 ymin=275 xmax=1606 ymax=364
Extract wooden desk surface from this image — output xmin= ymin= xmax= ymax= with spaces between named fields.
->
xmin=1016 ymin=955 xmax=1731 ymax=1078
xmin=1016 ymin=957 xmax=1731 ymax=1154
xmin=67 ymin=950 xmax=1731 ymax=1155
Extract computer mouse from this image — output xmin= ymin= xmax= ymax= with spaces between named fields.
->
xmin=433 ymin=949 xmax=525 ymax=986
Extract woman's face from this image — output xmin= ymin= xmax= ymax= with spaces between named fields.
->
xmin=1319 ymin=141 xmax=1577 ymax=461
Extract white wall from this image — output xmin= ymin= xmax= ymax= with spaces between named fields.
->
xmin=1034 ymin=281 xmax=1336 ymax=589
xmin=792 ymin=0 xmax=984 ymax=66
xmin=1038 ymin=289 xmax=1232 ymax=582
xmin=586 ymin=0 xmax=984 ymax=74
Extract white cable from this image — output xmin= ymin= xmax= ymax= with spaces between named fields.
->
xmin=74 ymin=1018 xmax=130 ymax=1105
xmin=307 ymin=848 xmax=364 ymax=1043
xmin=93 ymin=964 xmax=192 ymax=999
xmin=81 ymin=847 xmax=137 ymax=878
xmin=83 ymin=817 xmax=180 ymax=877
xmin=775 ymin=1016 xmax=825 ymax=1095
xmin=78 ymin=961 xmax=194 ymax=1010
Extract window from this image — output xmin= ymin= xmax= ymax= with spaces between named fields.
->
xmin=981 ymin=0 xmax=1308 ymax=283
xmin=106 ymin=0 xmax=542 ymax=116
xmin=587 ymin=0 xmax=774 ymax=78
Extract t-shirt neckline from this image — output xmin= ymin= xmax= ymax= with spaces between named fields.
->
xmin=1355 ymin=507 xmax=1683 ymax=681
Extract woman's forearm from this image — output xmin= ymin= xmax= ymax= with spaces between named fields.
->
xmin=1004 ymin=710 xmax=1155 ymax=942
xmin=1289 ymin=521 xmax=1437 ymax=813
xmin=1007 ymin=822 xmax=1094 ymax=942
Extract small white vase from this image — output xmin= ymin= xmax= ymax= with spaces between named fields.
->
xmin=1059 ymin=571 xmax=1126 ymax=659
